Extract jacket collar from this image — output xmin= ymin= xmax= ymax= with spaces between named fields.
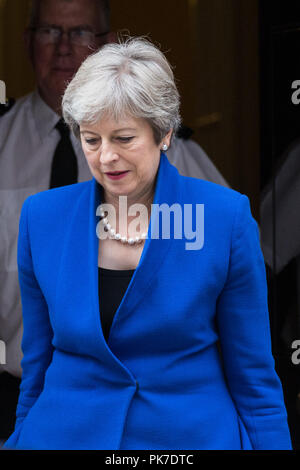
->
xmin=89 ymin=152 xmax=182 ymax=341
xmin=56 ymin=153 xmax=182 ymax=364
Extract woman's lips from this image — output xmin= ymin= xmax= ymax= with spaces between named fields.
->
xmin=105 ymin=171 xmax=129 ymax=180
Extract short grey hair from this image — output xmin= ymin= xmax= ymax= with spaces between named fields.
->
xmin=62 ymin=36 xmax=181 ymax=144
xmin=28 ymin=0 xmax=110 ymax=31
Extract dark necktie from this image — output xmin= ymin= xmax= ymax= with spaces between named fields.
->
xmin=49 ymin=119 xmax=78 ymax=188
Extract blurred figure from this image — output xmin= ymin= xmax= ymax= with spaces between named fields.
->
xmin=260 ymin=137 xmax=300 ymax=449
xmin=260 ymin=138 xmax=300 ymax=346
xmin=0 ymin=0 xmax=112 ymax=441
xmin=0 ymin=0 xmax=227 ymax=441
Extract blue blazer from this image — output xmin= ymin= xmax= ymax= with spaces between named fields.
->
xmin=4 ymin=153 xmax=292 ymax=450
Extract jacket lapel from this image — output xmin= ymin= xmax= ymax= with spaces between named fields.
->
xmin=94 ymin=153 xmax=182 ymax=338
xmin=59 ymin=153 xmax=182 ymax=360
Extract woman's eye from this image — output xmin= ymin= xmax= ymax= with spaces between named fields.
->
xmin=117 ymin=136 xmax=134 ymax=143
xmin=85 ymin=138 xmax=99 ymax=145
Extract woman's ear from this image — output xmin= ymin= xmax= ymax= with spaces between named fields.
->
xmin=165 ymin=128 xmax=173 ymax=148
xmin=160 ymin=129 xmax=173 ymax=152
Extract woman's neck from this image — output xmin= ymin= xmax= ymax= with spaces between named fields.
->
xmin=103 ymin=183 xmax=154 ymax=217
xmin=101 ymin=183 xmax=155 ymax=238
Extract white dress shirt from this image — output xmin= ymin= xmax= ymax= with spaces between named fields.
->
xmin=0 ymin=91 xmax=92 ymax=377
xmin=167 ymin=136 xmax=229 ymax=187
xmin=0 ymin=90 xmax=228 ymax=378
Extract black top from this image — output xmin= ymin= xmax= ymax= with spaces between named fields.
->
xmin=98 ymin=267 xmax=135 ymax=342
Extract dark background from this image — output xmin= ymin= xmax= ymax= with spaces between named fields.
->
xmin=259 ymin=0 xmax=300 ymax=450
xmin=0 ymin=0 xmax=299 ymax=450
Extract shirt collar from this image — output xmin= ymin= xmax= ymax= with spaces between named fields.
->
xmin=32 ymin=89 xmax=60 ymax=141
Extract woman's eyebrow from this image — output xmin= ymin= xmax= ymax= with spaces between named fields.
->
xmin=80 ymin=128 xmax=137 ymax=134
xmin=80 ymin=130 xmax=99 ymax=135
xmin=113 ymin=128 xmax=136 ymax=133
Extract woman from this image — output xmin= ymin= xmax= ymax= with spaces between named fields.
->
xmin=4 ymin=37 xmax=292 ymax=450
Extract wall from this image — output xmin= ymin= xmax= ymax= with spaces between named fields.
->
xmin=0 ymin=0 xmax=260 ymax=217
xmin=0 ymin=0 xmax=34 ymax=98
xmin=110 ymin=0 xmax=260 ymax=217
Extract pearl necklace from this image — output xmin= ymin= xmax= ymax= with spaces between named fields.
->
xmin=98 ymin=204 xmax=148 ymax=245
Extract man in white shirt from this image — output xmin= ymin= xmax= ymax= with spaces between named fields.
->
xmin=0 ymin=0 xmax=228 ymax=440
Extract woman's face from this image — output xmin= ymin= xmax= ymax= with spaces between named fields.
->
xmin=80 ymin=115 xmax=172 ymax=204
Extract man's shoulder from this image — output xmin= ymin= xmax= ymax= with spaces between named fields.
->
xmin=25 ymin=180 xmax=93 ymax=216
xmin=169 ymin=135 xmax=229 ymax=188
xmin=0 ymin=93 xmax=33 ymax=124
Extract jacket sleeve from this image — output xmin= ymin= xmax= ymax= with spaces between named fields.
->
xmin=4 ymin=196 xmax=54 ymax=449
xmin=216 ymin=194 xmax=292 ymax=450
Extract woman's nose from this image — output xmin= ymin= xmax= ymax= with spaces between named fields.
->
xmin=99 ymin=142 xmax=119 ymax=164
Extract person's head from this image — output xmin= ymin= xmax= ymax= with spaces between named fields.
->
xmin=62 ymin=37 xmax=181 ymax=205
xmin=25 ymin=0 xmax=114 ymax=114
